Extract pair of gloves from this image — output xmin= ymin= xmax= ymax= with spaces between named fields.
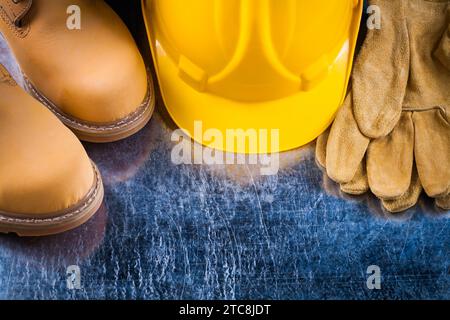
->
xmin=317 ymin=0 xmax=450 ymax=212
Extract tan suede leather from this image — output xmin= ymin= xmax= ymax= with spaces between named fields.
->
xmin=435 ymin=5 xmax=450 ymax=69
xmin=0 ymin=0 xmax=154 ymax=142
xmin=316 ymin=0 xmax=450 ymax=212
xmin=0 ymin=63 xmax=103 ymax=235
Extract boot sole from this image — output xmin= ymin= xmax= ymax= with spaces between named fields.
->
xmin=23 ymin=71 xmax=155 ymax=143
xmin=0 ymin=163 xmax=104 ymax=237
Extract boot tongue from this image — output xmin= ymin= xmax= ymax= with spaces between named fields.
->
xmin=0 ymin=0 xmax=33 ymax=26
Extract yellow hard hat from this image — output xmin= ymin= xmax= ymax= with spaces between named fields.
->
xmin=142 ymin=0 xmax=363 ymax=154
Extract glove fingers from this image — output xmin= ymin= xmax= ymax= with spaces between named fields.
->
xmin=353 ymin=0 xmax=409 ymax=138
xmin=382 ymin=164 xmax=423 ymax=213
xmin=367 ymin=112 xmax=414 ymax=199
xmin=340 ymin=161 xmax=369 ymax=195
xmin=436 ymin=193 xmax=450 ymax=211
xmin=315 ymin=128 xmax=329 ymax=170
xmin=414 ymin=110 xmax=450 ymax=197
xmin=326 ymin=93 xmax=369 ymax=184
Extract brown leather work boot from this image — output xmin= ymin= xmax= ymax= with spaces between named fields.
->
xmin=0 ymin=64 xmax=104 ymax=236
xmin=0 ymin=0 xmax=155 ymax=142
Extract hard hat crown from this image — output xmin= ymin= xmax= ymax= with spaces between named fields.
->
xmin=153 ymin=0 xmax=357 ymax=102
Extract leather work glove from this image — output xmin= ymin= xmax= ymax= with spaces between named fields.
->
xmin=316 ymin=0 xmax=450 ymax=213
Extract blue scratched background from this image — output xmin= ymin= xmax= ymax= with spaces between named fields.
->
xmin=0 ymin=14 xmax=449 ymax=300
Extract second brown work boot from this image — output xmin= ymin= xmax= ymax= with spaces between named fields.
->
xmin=0 ymin=0 xmax=155 ymax=142
xmin=0 ymin=64 xmax=104 ymax=236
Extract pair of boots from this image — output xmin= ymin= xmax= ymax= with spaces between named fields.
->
xmin=0 ymin=0 xmax=155 ymax=236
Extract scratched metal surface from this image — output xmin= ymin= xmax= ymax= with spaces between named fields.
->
xmin=0 ymin=30 xmax=449 ymax=300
